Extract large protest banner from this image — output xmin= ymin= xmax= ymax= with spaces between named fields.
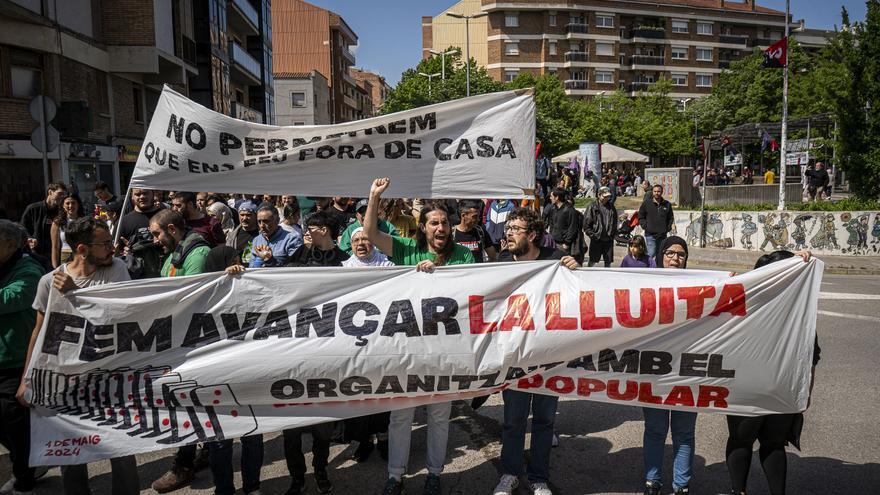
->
xmin=26 ymin=259 xmax=821 ymax=465
xmin=128 ymin=86 xmax=536 ymax=199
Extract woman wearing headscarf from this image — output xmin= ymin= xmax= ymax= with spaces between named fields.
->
xmin=643 ymin=236 xmax=695 ymax=495
xmin=341 ymin=227 xmax=394 ymax=267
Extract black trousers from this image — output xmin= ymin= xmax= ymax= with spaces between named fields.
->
xmin=726 ymin=414 xmax=795 ymax=495
xmin=588 ymin=238 xmax=614 ymax=267
xmin=344 ymin=412 xmax=390 ymax=443
xmin=0 ymin=368 xmax=36 ymax=492
xmin=283 ymin=422 xmax=334 ymax=478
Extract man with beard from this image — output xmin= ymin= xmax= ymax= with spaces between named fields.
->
xmin=171 ymin=192 xmax=225 ymax=247
xmin=638 ymin=184 xmax=674 ymax=258
xmin=548 ymin=188 xmax=580 ymax=257
xmin=249 ymin=205 xmax=302 ymax=267
xmin=20 ymin=182 xmax=67 ymax=258
xmin=17 ymin=217 xmax=139 ymax=494
xmin=363 ymin=177 xmax=473 ymax=495
xmin=453 ymin=199 xmax=497 ymax=262
xmin=494 ymin=208 xmax=577 ymax=495
xmin=116 ymin=188 xmax=166 ymax=278
xmin=226 ymin=201 xmax=260 ymax=263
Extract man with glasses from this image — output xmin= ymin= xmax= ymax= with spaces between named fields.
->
xmin=170 ymin=192 xmax=225 ymax=247
xmin=17 ymin=217 xmax=139 ymax=495
xmin=248 ymin=205 xmax=302 ymax=268
xmin=494 ymin=208 xmax=577 ymax=495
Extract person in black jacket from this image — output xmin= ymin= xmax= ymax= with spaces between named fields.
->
xmin=20 ymin=182 xmax=67 ymax=258
xmin=803 ymin=162 xmax=830 ymax=201
xmin=583 ymin=187 xmax=618 ymax=267
xmin=637 ymin=184 xmax=675 ymax=258
xmin=548 ymin=188 xmax=579 ymax=256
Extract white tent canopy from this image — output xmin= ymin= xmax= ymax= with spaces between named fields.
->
xmin=551 ymin=143 xmax=649 ymax=164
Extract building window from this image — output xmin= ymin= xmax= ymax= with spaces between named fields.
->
xmin=294 ymin=122 xmax=305 ymax=126
xmin=549 ymin=12 xmax=556 ymax=26
xmin=596 ymin=42 xmax=614 ymax=57
xmin=505 ymin=12 xmax=518 ymax=27
xmin=549 ymin=41 xmax=557 ymax=55
xmin=505 ymin=42 xmax=519 ymax=56
xmin=671 ymin=73 xmax=688 ymax=86
xmin=770 ymin=31 xmax=782 ymax=40
xmin=696 ymin=74 xmax=712 ymax=87
xmin=696 ymin=48 xmax=713 ymax=61
xmin=291 ymin=92 xmax=306 ymax=107
xmin=595 ymin=70 xmax=614 ymax=84
xmin=697 ymin=22 xmax=713 ymax=35
xmin=596 ymin=14 xmax=614 ymax=28
xmin=10 ymin=67 xmax=40 ymax=98
xmin=504 ymin=69 xmax=519 ymax=82
xmin=548 ymin=67 xmax=557 ymax=75
xmin=132 ymin=87 xmax=144 ymax=123
xmin=672 ymin=20 xmax=689 ymax=33
xmin=671 ymin=46 xmax=688 ymax=60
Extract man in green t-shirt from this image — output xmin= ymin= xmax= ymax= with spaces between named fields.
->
xmin=363 ymin=178 xmax=472 ymax=495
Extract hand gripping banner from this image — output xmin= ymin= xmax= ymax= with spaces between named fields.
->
xmin=26 ymin=259 xmax=822 ymax=465
xmin=129 ymin=86 xmax=536 ymax=199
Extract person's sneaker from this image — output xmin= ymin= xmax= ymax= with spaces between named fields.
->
xmin=673 ymin=487 xmax=689 ymax=494
xmin=382 ymin=477 xmax=405 ymax=495
xmin=284 ymin=476 xmax=305 ymax=495
xmin=530 ymin=482 xmax=553 ymax=495
xmin=551 ymin=433 xmax=559 ymax=447
xmin=423 ymin=474 xmax=441 ymax=495
xmin=493 ymin=474 xmax=519 ymax=495
xmin=643 ymin=481 xmax=662 ymax=495
xmin=151 ymin=466 xmax=195 ymax=493
xmin=193 ymin=445 xmax=210 ymax=472
xmin=315 ymin=470 xmax=333 ymax=494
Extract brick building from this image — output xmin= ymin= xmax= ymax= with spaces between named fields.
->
xmin=351 ymin=67 xmax=392 ymax=115
xmin=423 ymin=0 xmax=826 ymax=102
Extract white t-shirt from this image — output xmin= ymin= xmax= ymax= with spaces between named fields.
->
xmin=32 ymin=258 xmax=130 ymax=313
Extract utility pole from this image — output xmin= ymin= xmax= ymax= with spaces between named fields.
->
xmin=777 ymin=0 xmax=790 ymax=211
xmin=446 ymin=11 xmax=487 ymax=97
xmin=429 ymin=48 xmax=459 ymax=80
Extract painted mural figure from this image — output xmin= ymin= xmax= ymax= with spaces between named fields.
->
xmin=810 ymin=213 xmax=840 ymax=251
xmin=843 ymin=214 xmax=870 ymax=253
xmin=871 ymin=214 xmax=880 ymax=246
xmin=791 ymin=214 xmax=813 ymax=251
xmin=740 ymin=214 xmax=758 ymax=250
xmin=759 ymin=213 xmax=789 ymax=251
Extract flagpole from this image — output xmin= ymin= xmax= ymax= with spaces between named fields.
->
xmin=777 ymin=0 xmax=790 ymax=211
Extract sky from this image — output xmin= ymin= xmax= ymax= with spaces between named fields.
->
xmin=306 ymin=0 xmax=870 ymax=86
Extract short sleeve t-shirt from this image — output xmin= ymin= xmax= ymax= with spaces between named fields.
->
xmin=497 ymin=247 xmax=565 ymax=262
xmin=32 ymin=258 xmax=131 ymax=313
xmin=390 ymin=236 xmax=475 ymax=266
xmin=452 ymin=226 xmax=493 ymax=263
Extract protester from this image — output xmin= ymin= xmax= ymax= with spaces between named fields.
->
xmin=725 ymin=249 xmax=816 ymax=495
xmin=20 ymin=182 xmax=68 ymax=258
xmin=196 ymin=191 xmax=209 ymax=213
xmin=285 ymin=211 xmax=349 ymax=267
xmin=342 ymin=227 xmax=394 ymax=268
xmin=638 ymin=185 xmax=675 ymax=258
xmin=643 ymin=235 xmax=695 ymax=495
xmin=249 ymin=205 xmax=302 ymax=267
xmin=583 ymin=186 xmax=618 ymax=267
xmin=453 ymin=199 xmax=497 ymax=262
xmin=620 ymin=235 xmax=656 ymax=268
xmin=485 ymin=199 xmax=516 ymax=249
xmin=548 ymin=189 xmax=579 ymax=257
xmin=116 ymin=188 xmax=165 ymax=278
xmin=338 ymin=199 xmax=398 ymax=254
xmin=326 ymin=196 xmax=355 ymax=235
xmin=206 ymin=195 xmax=237 ymax=233
xmin=493 ymin=208 xmax=577 ymax=495
xmin=171 ymin=191 xmax=225 ymax=247
xmin=0 ymin=219 xmax=45 ymax=495
xmin=363 ymin=177 xmax=473 ymax=495
xmin=93 ymin=181 xmax=117 ymax=209
xmin=49 ymin=193 xmax=85 ymax=268
xmin=226 ymin=201 xmax=259 ymax=263
xmin=381 ymin=198 xmax=418 ymax=239
xmin=17 ymin=217 xmax=139 ymax=495
xmin=804 ymin=162 xmax=830 ymax=201
xmin=764 ymin=168 xmax=776 ymax=184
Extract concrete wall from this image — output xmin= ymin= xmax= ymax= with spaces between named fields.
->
xmin=274 ymin=74 xmax=331 ymax=126
xmin=696 ymin=183 xmax=802 ymax=207
xmin=624 ymin=210 xmax=880 ymax=257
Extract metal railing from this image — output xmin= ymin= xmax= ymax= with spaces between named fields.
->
xmin=232 ymin=101 xmax=263 ymax=123
xmin=565 ymin=23 xmax=589 ymax=34
xmin=630 ymin=55 xmax=665 ymax=66
xmin=564 ymin=51 xmax=589 ymax=62
xmin=564 ymin=80 xmax=588 ymax=90
xmin=231 ymin=0 xmax=260 ymax=30
xmin=628 ymin=81 xmax=652 ymax=92
xmin=719 ymin=34 xmax=749 ymax=45
xmin=229 ymin=42 xmax=261 ymax=81
xmin=631 ymin=27 xmax=666 ymax=39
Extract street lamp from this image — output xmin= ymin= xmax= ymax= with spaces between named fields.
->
xmin=446 ymin=11 xmax=488 ymax=97
xmin=419 ymin=72 xmax=441 ymax=97
xmin=682 ymin=98 xmax=697 ymax=168
xmin=429 ymin=48 xmax=459 ymax=80
xmin=597 ymin=90 xmax=606 ymax=111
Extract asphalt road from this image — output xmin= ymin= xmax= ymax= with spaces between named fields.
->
xmin=3 ymin=273 xmax=878 ymax=495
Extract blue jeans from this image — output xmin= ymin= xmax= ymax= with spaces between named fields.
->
xmin=645 ymin=233 xmax=667 ymax=259
xmin=643 ymin=408 xmax=697 ymax=490
xmin=500 ymin=390 xmax=559 ymax=484
xmin=209 ymin=435 xmax=264 ymax=495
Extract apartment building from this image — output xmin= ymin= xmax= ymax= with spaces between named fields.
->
xmin=422 ymin=0 xmax=488 ymax=65
xmin=351 ymin=68 xmax=392 ymax=115
xmin=0 ymin=0 xmax=198 ymax=219
xmin=274 ymin=70 xmax=331 ymax=125
xmin=272 ymin=0 xmax=363 ymax=123
xmin=425 ymin=0 xmax=824 ymax=101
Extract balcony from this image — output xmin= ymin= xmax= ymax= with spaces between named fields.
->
xmin=719 ymin=34 xmax=749 ymax=46
xmin=228 ymin=42 xmax=262 ymax=84
xmin=630 ymin=55 xmax=665 ymax=66
xmin=631 ymin=27 xmax=666 ymax=39
xmin=566 ymin=23 xmax=589 ymax=34
xmin=719 ymin=60 xmax=733 ymax=69
xmin=341 ymin=46 xmax=356 ymax=64
xmin=628 ymin=81 xmax=652 ymax=92
xmin=755 ymin=38 xmax=778 ymax=46
xmin=564 ymin=80 xmax=588 ymax=90
xmin=564 ymin=51 xmax=589 ymax=62
xmin=232 ymin=101 xmax=263 ymax=123
xmin=229 ymin=0 xmax=260 ymax=35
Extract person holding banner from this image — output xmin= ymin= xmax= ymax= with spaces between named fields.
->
xmin=643 ymin=235 xmax=695 ymax=495
xmin=363 ymin=177 xmax=474 ymax=495
xmin=17 ymin=217 xmax=140 ymax=495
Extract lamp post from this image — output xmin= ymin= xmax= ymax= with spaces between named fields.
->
xmin=419 ymin=72 xmax=441 ymax=97
xmin=446 ymin=11 xmax=488 ymax=97
xmin=682 ymin=98 xmax=696 ymax=169
xmin=597 ymin=90 xmax=606 ymax=111
xmin=429 ymin=48 xmax=459 ymax=80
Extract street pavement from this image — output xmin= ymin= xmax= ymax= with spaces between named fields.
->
xmin=2 ymin=270 xmax=878 ymax=495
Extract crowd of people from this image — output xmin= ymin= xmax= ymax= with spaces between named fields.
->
xmin=0 ymin=177 xmax=817 ymax=495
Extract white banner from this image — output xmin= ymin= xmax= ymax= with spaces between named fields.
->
xmin=130 ymin=86 xmax=536 ymax=198
xmin=26 ymin=259 xmax=821 ymax=465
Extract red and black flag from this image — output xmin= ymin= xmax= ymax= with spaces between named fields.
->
xmin=761 ymin=37 xmax=787 ymax=68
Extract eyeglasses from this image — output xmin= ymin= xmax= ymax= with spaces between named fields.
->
xmin=662 ymin=250 xmax=687 ymax=259
xmin=504 ymin=225 xmax=528 ymax=233
xmin=87 ymin=241 xmax=114 ymax=248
